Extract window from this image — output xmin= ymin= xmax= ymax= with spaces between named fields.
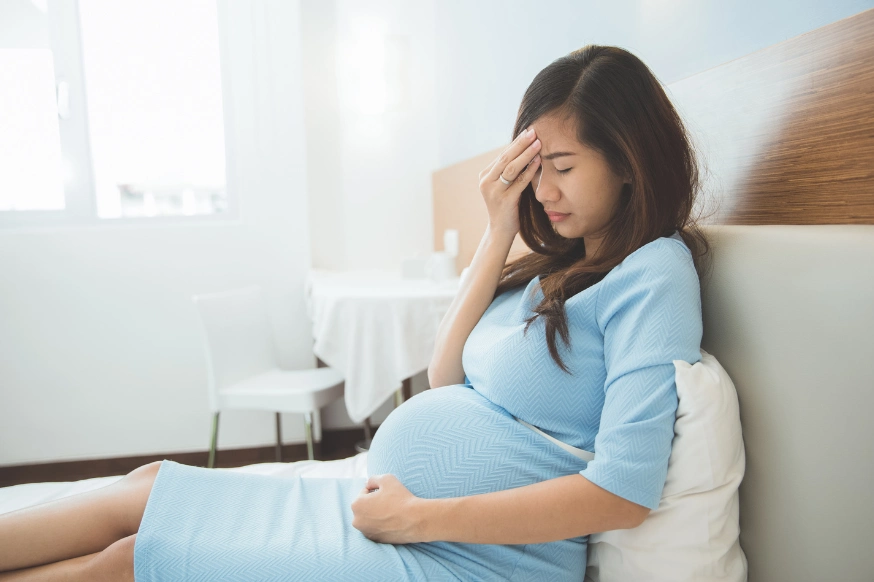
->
xmin=0 ymin=2 xmax=65 ymax=212
xmin=0 ymin=0 xmax=232 ymax=227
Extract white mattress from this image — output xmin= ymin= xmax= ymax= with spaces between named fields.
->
xmin=0 ymin=452 xmax=369 ymax=516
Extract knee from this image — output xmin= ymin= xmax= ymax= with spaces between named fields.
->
xmin=116 ymin=461 xmax=162 ymax=534
xmin=124 ymin=460 xmax=162 ymax=486
xmin=85 ymin=534 xmax=136 ymax=582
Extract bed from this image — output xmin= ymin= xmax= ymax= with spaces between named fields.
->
xmin=3 ymin=8 xmax=873 ymax=582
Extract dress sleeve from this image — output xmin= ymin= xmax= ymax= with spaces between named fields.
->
xmin=578 ymin=239 xmax=703 ymax=510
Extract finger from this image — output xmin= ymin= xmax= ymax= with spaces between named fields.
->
xmin=491 ymin=137 xmax=541 ymax=186
xmin=480 ymin=136 xmax=523 ymax=179
xmin=484 ymin=128 xmax=537 ymax=183
xmin=485 ymin=128 xmax=535 ymax=180
xmin=479 ymin=153 xmax=501 ymax=179
xmin=511 ymin=154 xmax=541 ymax=190
xmin=504 ymin=139 xmax=542 ymax=184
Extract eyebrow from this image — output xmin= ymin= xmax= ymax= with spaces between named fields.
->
xmin=541 ymin=151 xmax=576 ymax=160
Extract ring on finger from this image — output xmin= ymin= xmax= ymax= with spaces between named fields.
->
xmin=499 ymin=173 xmax=512 ymax=185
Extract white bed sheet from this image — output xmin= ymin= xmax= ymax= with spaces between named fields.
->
xmin=0 ymin=452 xmax=369 ymax=516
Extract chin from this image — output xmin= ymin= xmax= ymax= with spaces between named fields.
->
xmin=552 ymin=222 xmax=583 ymax=239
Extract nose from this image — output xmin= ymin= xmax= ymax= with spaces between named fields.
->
xmin=533 ymin=169 xmax=560 ymax=204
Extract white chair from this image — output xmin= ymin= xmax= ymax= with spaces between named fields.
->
xmin=192 ymin=286 xmax=344 ymax=468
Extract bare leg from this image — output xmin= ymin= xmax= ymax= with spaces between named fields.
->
xmin=0 ymin=534 xmax=135 ymax=582
xmin=0 ymin=461 xmax=160 ymax=572
xmin=0 ymin=552 xmax=98 ymax=581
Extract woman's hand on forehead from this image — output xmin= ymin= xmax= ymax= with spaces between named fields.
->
xmin=476 ymin=127 xmax=542 ymax=237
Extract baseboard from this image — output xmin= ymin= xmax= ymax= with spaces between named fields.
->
xmin=0 ymin=426 xmax=375 ymax=489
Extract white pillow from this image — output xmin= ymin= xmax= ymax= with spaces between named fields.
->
xmin=584 ymin=349 xmax=748 ymax=582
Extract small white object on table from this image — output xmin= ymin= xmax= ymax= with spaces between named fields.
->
xmin=304 ymin=269 xmax=461 ymax=424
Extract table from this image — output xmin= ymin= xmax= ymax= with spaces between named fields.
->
xmin=304 ymin=269 xmax=461 ymax=441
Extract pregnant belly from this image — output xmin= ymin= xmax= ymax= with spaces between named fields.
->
xmin=366 ymin=385 xmax=585 ymax=500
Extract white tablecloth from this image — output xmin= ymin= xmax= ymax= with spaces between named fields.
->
xmin=304 ymin=269 xmax=460 ymax=423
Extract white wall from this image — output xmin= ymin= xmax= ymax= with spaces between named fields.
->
xmin=301 ymin=0 xmax=437 ymax=429
xmin=301 ymin=0 xmax=346 ymax=272
xmin=302 ymin=0 xmax=439 ymax=274
xmin=0 ymin=0 xmax=317 ymax=466
xmin=332 ymin=0 xmax=438 ymax=272
xmin=434 ymin=0 xmax=874 ymax=168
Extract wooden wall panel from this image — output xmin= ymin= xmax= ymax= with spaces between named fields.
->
xmin=668 ymin=7 xmax=874 ymax=225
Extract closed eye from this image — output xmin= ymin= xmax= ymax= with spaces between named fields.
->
xmin=556 ymin=168 xmax=572 ymax=174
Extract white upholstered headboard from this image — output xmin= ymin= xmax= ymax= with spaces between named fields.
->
xmin=699 ymin=225 xmax=874 ymax=581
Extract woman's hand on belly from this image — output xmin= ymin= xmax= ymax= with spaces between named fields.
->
xmin=351 ymin=474 xmax=428 ymax=544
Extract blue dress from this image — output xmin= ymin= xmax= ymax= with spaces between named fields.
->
xmin=133 ymin=232 xmax=702 ymax=581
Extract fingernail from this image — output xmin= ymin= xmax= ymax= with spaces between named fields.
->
xmin=525 ymin=127 xmax=533 ymax=137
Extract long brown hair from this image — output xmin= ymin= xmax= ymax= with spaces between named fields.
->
xmin=497 ymin=45 xmax=710 ymax=374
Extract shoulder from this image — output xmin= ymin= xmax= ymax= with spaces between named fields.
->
xmin=603 ymin=234 xmax=696 ymax=292
xmin=595 ymin=234 xmax=701 ymax=327
xmin=613 ymin=233 xmax=693 ymax=278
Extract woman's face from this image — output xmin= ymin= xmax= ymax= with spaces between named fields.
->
xmin=530 ymin=111 xmax=630 ymax=256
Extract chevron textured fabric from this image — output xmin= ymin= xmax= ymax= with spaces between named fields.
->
xmin=133 ymin=232 xmax=702 ymax=581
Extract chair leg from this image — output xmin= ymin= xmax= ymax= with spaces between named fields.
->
xmin=363 ymin=416 xmax=373 ymax=442
xmin=208 ymin=412 xmax=220 ymax=468
xmin=275 ymin=412 xmax=283 ymax=462
xmin=304 ymin=412 xmax=314 ymax=461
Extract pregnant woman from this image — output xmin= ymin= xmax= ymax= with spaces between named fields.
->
xmin=0 ymin=44 xmax=706 ymax=581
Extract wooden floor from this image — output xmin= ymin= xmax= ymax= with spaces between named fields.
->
xmin=0 ymin=426 xmax=374 ymax=489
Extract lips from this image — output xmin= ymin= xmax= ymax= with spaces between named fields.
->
xmin=546 ymin=211 xmax=569 ymax=223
